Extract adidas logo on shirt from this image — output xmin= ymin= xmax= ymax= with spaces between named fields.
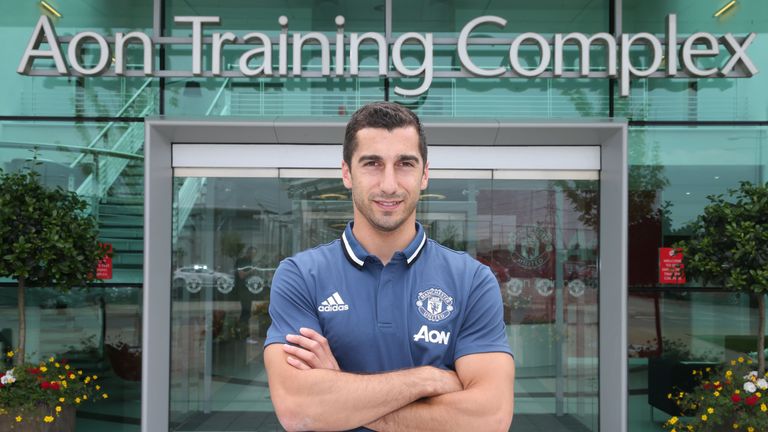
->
xmin=318 ymin=292 xmax=350 ymax=312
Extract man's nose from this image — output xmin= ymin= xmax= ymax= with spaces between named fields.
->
xmin=380 ymin=165 xmax=398 ymax=195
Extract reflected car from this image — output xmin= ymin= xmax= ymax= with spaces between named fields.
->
xmin=173 ymin=265 xmax=234 ymax=295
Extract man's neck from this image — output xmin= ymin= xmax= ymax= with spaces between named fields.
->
xmin=352 ymin=220 xmax=417 ymax=266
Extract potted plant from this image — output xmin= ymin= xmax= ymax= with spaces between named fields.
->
xmin=0 ymin=163 xmax=108 ymax=430
xmin=0 ymin=352 xmax=107 ymax=431
xmin=660 ymin=181 xmax=768 ymax=431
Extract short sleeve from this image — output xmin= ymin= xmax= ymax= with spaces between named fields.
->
xmin=453 ymin=264 xmax=513 ymax=361
xmin=264 ymin=258 xmax=322 ymax=347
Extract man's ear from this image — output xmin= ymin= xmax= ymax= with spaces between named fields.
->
xmin=342 ymin=160 xmax=353 ymax=189
xmin=421 ymin=161 xmax=429 ymax=190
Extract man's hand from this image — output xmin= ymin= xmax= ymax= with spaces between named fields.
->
xmin=283 ymin=327 xmax=340 ymax=371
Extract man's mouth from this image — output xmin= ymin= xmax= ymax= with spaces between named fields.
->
xmin=374 ymin=200 xmax=402 ymax=209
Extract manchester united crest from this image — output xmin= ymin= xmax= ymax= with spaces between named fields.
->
xmin=416 ymin=288 xmax=454 ymax=322
xmin=509 ymin=225 xmax=553 ymax=269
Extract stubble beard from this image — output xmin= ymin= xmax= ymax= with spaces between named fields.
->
xmin=352 ymin=190 xmax=417 ymax=233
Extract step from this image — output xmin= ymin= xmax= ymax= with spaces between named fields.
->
xmin=99 ymin=227 xmax=143 ymax=239
xmin=112 ymin=252 xmax=143 ymax=266
xmin=99 ymin=204 xmax=144 ymax=215
xmin=99 ymin=214 xmax=144 ymax=226
xmin=101 ymin=196 xmax=144 ymax=206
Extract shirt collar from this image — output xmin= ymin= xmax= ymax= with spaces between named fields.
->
xmin=341 ymin=221 xmax=428 ymax=269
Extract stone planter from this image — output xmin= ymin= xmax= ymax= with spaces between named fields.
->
xmin=0 ymin=405 xmax=76 ymax=432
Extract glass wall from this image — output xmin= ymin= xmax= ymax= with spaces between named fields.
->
xmin=627 ymin=126 xmax=768 ymax=431
xmin=170 ymin=170 xmax=599 ymax=431
xmin=0 ymin=120 xmax=144 ymax=431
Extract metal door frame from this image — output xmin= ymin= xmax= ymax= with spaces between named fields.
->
xmin=143 ymin=119 xmax=627 ymax=431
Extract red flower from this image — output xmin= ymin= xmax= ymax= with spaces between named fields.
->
xmin=703 ymin=383 xmax=713 ymax=390
xmin=732 ymin=393 xmax=742 ymax=403
xmin=746 ymin=395 xmax=759 ymax=406
xmin=49 ymin=382 xmax=60 ymax=391
xmin=27 ymin=367 xmax=40 ymax=374
xmin=40 ymin=381 xmax=51 ymax=389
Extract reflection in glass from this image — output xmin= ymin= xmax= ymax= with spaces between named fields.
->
xmin=171 ymin=172 xmax=598 ymax=431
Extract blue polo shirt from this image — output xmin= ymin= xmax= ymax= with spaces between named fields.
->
xmin=266 ymin=221 xmax=512 ymax=374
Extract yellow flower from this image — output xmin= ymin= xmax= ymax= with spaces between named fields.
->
xmin=96 ymin=385 xmax=101 ymax=390
xmin=82 ymin=394 xmax=88 ymax=400
xmin=671 ymin=429 xmax=676 ymax=432
xmin=736 ymin=389 xmax=741 ymax=394
xmin=706 ymin=368 xmax=712 ymax=372
xmin=92 ymin=375 xmax=99 ymax=380
xmin=54 ymin=362 xmax=60 ymax=367
xmin=61 ymin=380 xmax=68 ymax=388
xmin=102 ymin=393 xmax=109 ymax=399
xmin=55 ymin=406 xmax=62 ymax=413
xmin=6 ymin=351 xmax=14 ymax=358
xmin=758 ymin=392 xmax=763 ymax=398
xmin=40 ymin=366 xmax=48 ymax=372
xmin=49 ymin=356 xmax=54 ymax=362
xmin=64 ymin=364 xmax=70 ymax=370
xmin=75 ymin=398 xmax=81 ymax=404
xmin=733 ymin=423 xmax=739 ymax=429
xmin=707 ymin=407 xmax=714 ymax=414
xmin=15 ymin=416 xmax=22 ymax=422
xmin=762 ymin=403 xmax=768 ymax=412
xmin=667 ymin=393 xmax=673 ymax=399
xmin=43 ymin=416 xmax=54 ymax=423
xmin=77 ymin=370 xmax=83 ymax=375
xmin=714 ymin=391 xmax=720 ymax=397
xmin=58 ymin=397 xmax=65 ymax=403
xmin=731 ymin=360 xmax=737 ymax=366
xmin=68 ymin=373 xmax=75 ymax=380
xmin=668 ymin=416 xmax=679 ymax=425
xmin=747 ymin=359 xmax=753 ymax=365
xmin=738 ymin=357 xmax=745 ymax=363
xmin=747 ymin=428 xmax=754 ymax=432
xmin=701 ymin=414 xmax=708 ymax=421
xmin=85 ymin=377 xmax=91 ymax=384
xmin=726 ymin=370 xmax=733 ymax=378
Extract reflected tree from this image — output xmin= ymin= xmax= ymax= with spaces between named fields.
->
xmin=677 ymin=181 xmax=768 ymax=374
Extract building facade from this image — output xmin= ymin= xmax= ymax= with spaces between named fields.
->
xmin=0 ymin=0 xmax=766 ymax=431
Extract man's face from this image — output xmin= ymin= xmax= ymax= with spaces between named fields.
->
xmin=342 ymin=126 xmax=429 ymax=234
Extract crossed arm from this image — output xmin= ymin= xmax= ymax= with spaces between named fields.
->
xmin=264 ymin=328 xmax=515 ymax=432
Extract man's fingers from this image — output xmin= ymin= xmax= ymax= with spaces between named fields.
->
xmin=298 ymin=328 xmax=338 ymax=368
xmin=285 ymin=331 xmax=340 ymax=370
xmin=283 ymin=343 xmax=321 ymax=367
xmin=286 ymin=355 xmax=311 ymax=370
xmin=299 ymin=327 xmax=328 ymax=344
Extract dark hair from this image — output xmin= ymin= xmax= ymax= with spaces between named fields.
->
xmin=343 ymin=102 xmax=427 ymax=167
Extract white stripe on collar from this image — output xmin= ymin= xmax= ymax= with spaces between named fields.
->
xmin=342 ymin=231 xmax=365 ymax=267
xmin=406 ymin=231 xmax=427 ymax=265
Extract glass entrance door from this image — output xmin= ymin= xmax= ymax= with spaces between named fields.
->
xmin=169 ymin=168 xmax=599 ymax=432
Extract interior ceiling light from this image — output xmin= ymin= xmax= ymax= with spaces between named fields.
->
xmin=420 ymin=193 xmax=447 ymax=200
xmin=714 ymin=0 xmax=737 ymax=18
xmin=314 ymin=193 xmax=347 ymax=200
xmin=39 ymin=1 xmax=62 ymax=18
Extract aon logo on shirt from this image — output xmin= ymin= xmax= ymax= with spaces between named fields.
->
xmin=413 ymin=325 xmax=451 ymax=345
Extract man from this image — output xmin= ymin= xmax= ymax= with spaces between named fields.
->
xmin=264 ymin=102 xmax=515 ymax=431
